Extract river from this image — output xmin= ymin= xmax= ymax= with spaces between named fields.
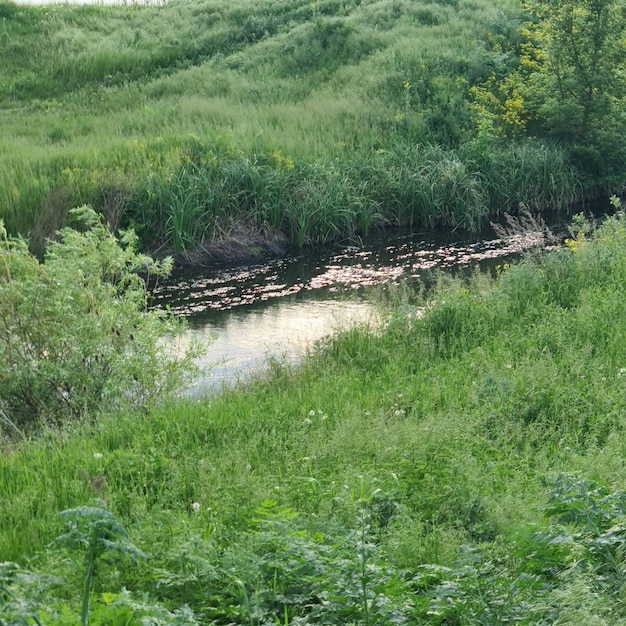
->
xmin=8 ymin=0 xmax=567 ymax=393
xmin=151 ymin=223 xmax=556 ymax=393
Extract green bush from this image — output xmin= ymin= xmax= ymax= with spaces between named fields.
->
xmin=0 ymin=207 xmax=198 ymax=436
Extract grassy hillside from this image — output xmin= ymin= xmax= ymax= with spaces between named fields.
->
xmin=4 ymin=210 xmax=626 ymax=623
xmin=2 ymin=0 xmax=616 ymax=255
xmin=4 ymin=2 xmax=626 ymax=622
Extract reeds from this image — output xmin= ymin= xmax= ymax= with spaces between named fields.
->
xmin=0 ymin=0 xmax=603 ymax=252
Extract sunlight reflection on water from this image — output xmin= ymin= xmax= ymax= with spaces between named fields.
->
xmin=155 ymin=227 xmax=555 ymax=392
xmin=184 ymin=300 xmax=378 ymax=395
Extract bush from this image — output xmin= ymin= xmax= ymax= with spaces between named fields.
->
xmin=0 ymin=207 xmax=198 ymax=436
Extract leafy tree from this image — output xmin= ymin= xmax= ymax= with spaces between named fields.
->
xmin=468 ymin=0 xmax=626 ymax=185
xmin=526 ymin=0 xmax=626 ymax=139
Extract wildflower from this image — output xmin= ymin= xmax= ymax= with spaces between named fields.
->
xmin=93 ymin=453 xmax=103 ymax=460
xmin=309 ymin=410 xmax=316 ymax=417
xmin=303 ymin=418 xmax=313 ymax=425
xmin=191 ymin=502 xmax=201 ymax=513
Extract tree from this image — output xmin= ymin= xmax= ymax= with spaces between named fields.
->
xmin=525 ymin=0 xmax=626 ymax=139
xmin=468 ymin=0 xmax=626 ymax=185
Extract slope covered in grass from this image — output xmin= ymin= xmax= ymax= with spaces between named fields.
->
xmin=4 ymin=213 xmax=626 ymax=623
xmin=2 ymin=0 xmax=615 ymax=255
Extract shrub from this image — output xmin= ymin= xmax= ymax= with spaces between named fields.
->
xmin=0 ymin=206 xmax=198 ymax=436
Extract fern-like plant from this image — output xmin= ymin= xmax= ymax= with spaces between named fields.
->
xmin=54 ymin=501 xmax=146 ymax=626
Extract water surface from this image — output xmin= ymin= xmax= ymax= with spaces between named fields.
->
xmin=153 ymin=226 xmax=552 ymax=392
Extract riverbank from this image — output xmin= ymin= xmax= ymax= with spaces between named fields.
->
xmin=3 ymin=0 xmax=624 ymax=257
xmin=166 ymin=222 xmax=291 ymax=269
xmin=4 ymin=211 xmax=626 ymax=623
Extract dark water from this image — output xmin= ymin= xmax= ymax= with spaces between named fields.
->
xmin=152 ymin=223 xmax=556 ymax=392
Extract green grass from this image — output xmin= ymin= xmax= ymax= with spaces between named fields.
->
xmin=0 ymin=0 xmax=599 ymax=254
xmin=4 ymin=212 xmax=626 ymax=622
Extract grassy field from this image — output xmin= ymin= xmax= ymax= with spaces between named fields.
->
xmin=4 ymin=211 xmax=626 ymax=623
xmin=4 ymin=0 xmax=626 ymax=622
xmin=1 ymin=0 xmax=609 ymax=255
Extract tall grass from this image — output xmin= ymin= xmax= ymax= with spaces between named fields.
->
xmin=0 ymin=0 xmax=598 ymax=253
xmin=4 ymin=212 xmax=626 ymax=621
xmin=471 ymin=141 xmax=582 ymax=213
xmin=127 ymin=140 xmax=581 ymax=250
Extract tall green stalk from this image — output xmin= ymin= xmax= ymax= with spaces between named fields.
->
xmin=80 ymin=528 xmax=98 ymax=626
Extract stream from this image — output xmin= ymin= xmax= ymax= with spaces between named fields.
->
xmin=152 ymin=224 xmax=557 ymax=393
xmin=10 ymin=0 xmax=568 ymax=392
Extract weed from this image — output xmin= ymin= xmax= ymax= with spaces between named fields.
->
xmin=54 ymin=502 xmax=146 ymax=626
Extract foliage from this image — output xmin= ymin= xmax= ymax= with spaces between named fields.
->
xmin=469 ymin=0 xmax=626 ymax=188
xmin=0 ymin=207 xmax=198 ymax=435
xmin=7 ymin=473 xmax=626 ymax=624
xmin=0 ymin=0 xmax=599 ymax=252
xmin=6 ymin=212 xmax=626 ymax=620
xmin=413 ymin=474 xmax=626 ymax=624
xmin=0 ymin=561 xmax=54 ymax=626
xmin=526 ymin=0 xmax=626 ymax=139
xmin=54 ymin=502 xmax=146 ymax=626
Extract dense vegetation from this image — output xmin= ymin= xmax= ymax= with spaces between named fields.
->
xmin=0 ymin=206 xmax=198 ymax=433
xmin=4 ymin=0 xmax=626 ymax=623
xmin=1 ymin=0 xmax=625 ymax=255
xmin=3 ymin=208 xmax=626 ymax=623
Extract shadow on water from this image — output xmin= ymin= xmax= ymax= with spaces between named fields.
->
xmin=152 ymin=221 xmax=566 ymax=393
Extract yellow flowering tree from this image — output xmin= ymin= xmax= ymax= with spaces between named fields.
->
xmin=468 ymin=22 xmax=547 ymax=141
xmin=468 ymin=0 xmax=626 ymax=184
